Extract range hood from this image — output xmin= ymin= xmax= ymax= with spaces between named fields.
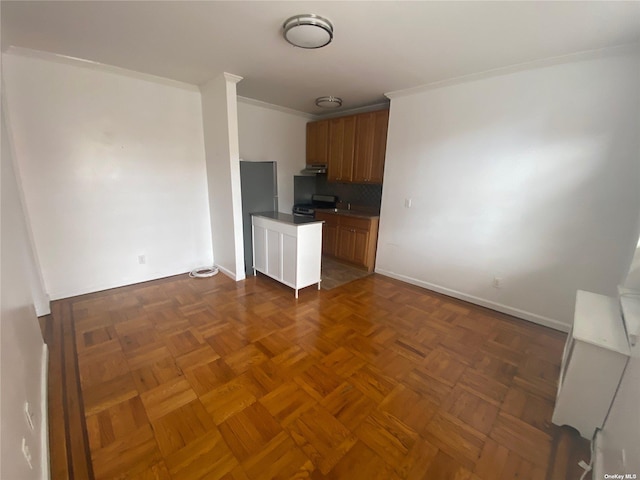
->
xmin=300 ymin=164 xmax=327 ymax=174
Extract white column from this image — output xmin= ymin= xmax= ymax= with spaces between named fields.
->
xmin=200 ymin=73 xmax=245 ymax=280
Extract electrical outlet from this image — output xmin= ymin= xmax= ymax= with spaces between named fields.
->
xmin=492 ymin=277 xmax=502 ymax=288
xmin=21 ymin=438 xmax=33 ymax=470
xmin=24 ymin=402 xmax=34 ymax=431
xmin=138 ymin=254 xmax=146 ymax=265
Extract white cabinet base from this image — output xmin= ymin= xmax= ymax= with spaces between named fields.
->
xmin=552 ymin=290 xmax=630 ymax=439
xmin=252 ymin=214 xmax=323 ymax=298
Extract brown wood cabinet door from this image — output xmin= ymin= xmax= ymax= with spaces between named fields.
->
xmin=328 ymin=116 xmax=355 ymax=183
xmin=336 ymin=226 xmax=355 ymax=261
xmin=351 ymin=229 xmax=370 ymax=266
xmin=336 ymin=226 xmax=369 ymax=267
xmin=353 ymin=110 xmax=389 ymax=184
xmin=306 ymin=120 xmax=329 ymax=165
xmin=369 ymin=110 xmax=389 ymax=184
xmin=316 ymin=212 xmax=339 ymax=256
xmin=353 ymin=113 xmax=374 ymax=183
xmin=327 ymin=119 xmax=343 ymax=182
xmin=340 ymin=116 xmax=356 ymax=181
xmin=322 ymin=223 xmax=338 ymax=256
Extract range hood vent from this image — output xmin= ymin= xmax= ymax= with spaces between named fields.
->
xmin=300 ymin=164 xmax=327 ymax=174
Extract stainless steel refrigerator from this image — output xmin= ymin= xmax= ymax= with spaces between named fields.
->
xmin=240 ymin=161 xmax=278 ymax=274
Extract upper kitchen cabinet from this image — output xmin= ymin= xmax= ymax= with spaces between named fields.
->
xmin=306 ymin=119 xmax=329 ymax=165
xmin=327 ymin=115 xmax=356 ymax=182
xmin=307 ymin=109 xmax=389 ymax=184
xmin=353 ymin=109 xmax=389 ymax=184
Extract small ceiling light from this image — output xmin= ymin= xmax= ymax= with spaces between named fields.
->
xmin=283 ymin=14 xmax=334 ymax=49
xmin=315 ymin=96 xmax=343 ymax=108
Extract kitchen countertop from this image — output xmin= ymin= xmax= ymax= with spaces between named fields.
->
xmin=252 ymin=212 xmax=324 ymax=225
xmin=314 ymin=208 xmax=380 ymax=219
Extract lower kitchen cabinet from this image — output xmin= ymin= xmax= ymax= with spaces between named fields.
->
xmin=316 ymin=211 xmax=379 ymax=272
xmin=252 ymin=214 xmax=323 ymax=298
xmin=337 ymin=225 xmax=368 ymax=265
xmin=321 ymin=218 xmax=338 ymax=257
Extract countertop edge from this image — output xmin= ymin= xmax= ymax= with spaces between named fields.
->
xmin=252 ymin=212 xmax=324 ymax=226
xmin=314 ymin=208 xmax=380 ymax=219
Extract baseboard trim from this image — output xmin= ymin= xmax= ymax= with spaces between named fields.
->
xmin=375 ymin=269 xmax=570 ymax=332
xmin=41 ymin=343 xmax=50 ymax=480
xmin=49 ymin=268 xmax=196 ymax=300
xmin=217 ymin=265 xmax=240 ymax=281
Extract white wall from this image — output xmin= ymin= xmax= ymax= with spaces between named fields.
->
xmin=3 ymin=51 xmax=212 ymax=299
xmin=1 ymin=102 xmax=49 ymax=317
xmin=378 ymin=47 xmax=640 ymax=329
xmin=200 ymin=73 xmax=245 ymax=281
xmin=237 ymin=98 xmax=311 ymax=213
xmin=1 ymin=105 xmax=49 ymax=479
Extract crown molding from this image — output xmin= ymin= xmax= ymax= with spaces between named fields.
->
xmin=223 ymin=72 xmax=243 ymax=84
xmin=315 ymin=101 xmax=390 ymax=120
xmin=386 ymin=42 xmax=640 ymax=100
xmin=2 ymin=46 xmax=200 ymax=92
xmin=237 ymin=96 xmax=316 ymax=119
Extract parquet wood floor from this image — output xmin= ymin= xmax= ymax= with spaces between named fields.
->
xmin=47 ymin=272 xmax=590 ymax=479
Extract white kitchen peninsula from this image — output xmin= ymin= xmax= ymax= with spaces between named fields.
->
xmin=251 ymin=212 xmax=323 ymax=298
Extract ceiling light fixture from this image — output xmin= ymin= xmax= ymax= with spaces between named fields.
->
xmin=283 ymin=14 xmax=334 ymax=49
xmin=315 ymin=96 xmax=343 ymax=109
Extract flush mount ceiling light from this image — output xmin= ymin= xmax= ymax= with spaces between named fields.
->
xmin=315 ymin=96 xmax=343 ymax=108
xmin=283 ymin=14 xmax=334 ymax=49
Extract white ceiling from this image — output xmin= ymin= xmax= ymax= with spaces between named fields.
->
xmin=2 ymin=1 xmax=639 ymax=115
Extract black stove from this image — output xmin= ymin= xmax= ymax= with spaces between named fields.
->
xmin=292 ymin=194 xmax=338 ymax=218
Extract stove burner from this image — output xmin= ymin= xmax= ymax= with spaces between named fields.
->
xmin=292 ymin=204 xmax=315 ymax=217
xmin=292 ymin=194 xmax=338 ymax=218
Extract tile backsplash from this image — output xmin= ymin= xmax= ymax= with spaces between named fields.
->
xmin=293 ymin=174 xmax=383 ymax=212
xmin=293 ymin=175 xmax=316 ymax=205
xmin=315 ymin=174 xmax=383 ymax=211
